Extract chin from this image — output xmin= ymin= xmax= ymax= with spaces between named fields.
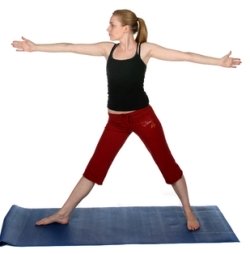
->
xmin=109 ymin=35 xmax=118 ymax=41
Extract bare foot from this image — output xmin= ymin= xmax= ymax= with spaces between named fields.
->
xmin=35 ymin=212 xmax=69 ymax=226
xmin=185 ymin=210 xmax=200 ymax=231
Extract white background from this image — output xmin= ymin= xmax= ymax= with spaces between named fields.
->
xmin=0 ymin=0 xmax=249 ymax=253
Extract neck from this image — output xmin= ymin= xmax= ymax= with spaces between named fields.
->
xmin=119 ymin=35 xmax=137 ymax=51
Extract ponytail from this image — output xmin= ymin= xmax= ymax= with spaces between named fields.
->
xmin=135 ymin=17 xmax=148 ymax=43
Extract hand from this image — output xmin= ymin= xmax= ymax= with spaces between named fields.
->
xmin=11 ymin=36 xmax=35 ymax=52
xmin=220 ymin=51 xmax=241 ymax=68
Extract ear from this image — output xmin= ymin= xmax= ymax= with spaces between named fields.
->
xmin=123 ymin=25 xmax=130 ymax=33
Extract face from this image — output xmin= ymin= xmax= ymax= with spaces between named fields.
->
xmin=107 ymin=15 xmax=127 ymax=41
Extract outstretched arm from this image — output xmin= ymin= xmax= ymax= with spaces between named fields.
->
xmin=11 ymin=37 xmax=113 ymax=57
xmin=143 ymin=43 xmax=241 ymax=68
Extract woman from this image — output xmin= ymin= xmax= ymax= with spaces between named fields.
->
xmin=11 ymin=9 xmax=241 ymax=231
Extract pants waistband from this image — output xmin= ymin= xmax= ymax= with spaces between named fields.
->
xmin=108 ymin=105 xmax=152 ymax=119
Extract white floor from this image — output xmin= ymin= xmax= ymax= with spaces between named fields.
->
xmin=1 ymin=1 xmax=249 ymax=253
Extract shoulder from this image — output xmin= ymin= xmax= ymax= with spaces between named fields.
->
xmin=140 ymin=42 xmax=160 ymax=64
xmin=96 ymin=41 xmax=116 ymax=57
xmin=140 ymin=42 xmax=163 ymax=53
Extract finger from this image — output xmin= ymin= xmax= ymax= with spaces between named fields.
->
xmin=11 ymin=42 xmax=17 ymax=48
xmin=234 ymin=58 xmax=241 ymax=62
xmin=233 ymin=59 xmax=241 ymax=65
xmin=11 ymin=41 xmax=20 ymax=48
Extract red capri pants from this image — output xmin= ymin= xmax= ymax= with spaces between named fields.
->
xmin=83 ymin=105 xmax=183 ymax=185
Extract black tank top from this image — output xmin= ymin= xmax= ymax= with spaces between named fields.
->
xmin=106 ymin=43 xmax=149 ymax=111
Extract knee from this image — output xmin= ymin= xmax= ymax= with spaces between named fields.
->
xmin=164 ymin=170 xmax=183 ymax=185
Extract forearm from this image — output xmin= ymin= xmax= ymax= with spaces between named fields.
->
xmin=32 ymin=42 xmax=107 ymax=56
xmin=185 ymin=52 xmax=221 ymax=66
xmin=32 ymin=43 xmax=76 ymax=53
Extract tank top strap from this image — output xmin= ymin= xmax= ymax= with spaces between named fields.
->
xmin=136 ymin=43 xmax=142 ymax=56
xmin=109 ymin=43 xmax=119 ymax=57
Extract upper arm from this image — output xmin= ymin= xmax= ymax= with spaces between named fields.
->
xmin=70 ymin=42 xmax=114 ymax=58
xmin=141 ymin=42 xmax=189 ymax=62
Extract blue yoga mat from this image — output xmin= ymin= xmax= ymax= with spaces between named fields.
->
xmin=0 ymin=205 xmax=239 ymax=246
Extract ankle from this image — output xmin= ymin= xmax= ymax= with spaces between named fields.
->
xmin=57 ymin=209 xmax=70 ymax=219
xmin=183 ymin=206 xmax=195 ymax=217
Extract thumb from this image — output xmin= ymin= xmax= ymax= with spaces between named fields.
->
xmin=21 ymin=36 xmax=28 ymax=41
xmin=227 ymin=50 xmax=232 ymax=57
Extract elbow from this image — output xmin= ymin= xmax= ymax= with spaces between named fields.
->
xmin=183 ymin=52 xmax=194 ymax=61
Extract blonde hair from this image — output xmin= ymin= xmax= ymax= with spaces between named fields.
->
xmin=112 ymin=9 xmax=148 ymax=43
